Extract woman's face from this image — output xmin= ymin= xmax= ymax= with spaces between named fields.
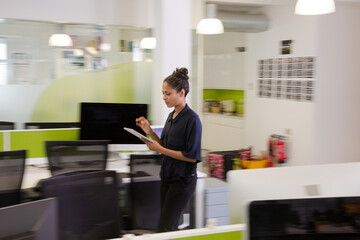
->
xmin=162 ymin=81 xmax=184 ymax=108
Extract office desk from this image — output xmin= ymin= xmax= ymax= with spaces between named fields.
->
xmin=22 ymin=158 xmax=207 ymax=228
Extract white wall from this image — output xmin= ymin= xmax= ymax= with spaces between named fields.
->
xmin=244 ymin=4 xmax=318 ymax=165
xmin=314 ymin=4 xmax=360 ymax=164
xmin=0 ymin=0 xmax=154 ymax=27
xmin=152 ymin=0 xmax=193 ymax=125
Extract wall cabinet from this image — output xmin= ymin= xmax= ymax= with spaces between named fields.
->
xmin=203 ymin=52 xmax=244 ymax=90
xmin=202 ymin=113 xmax=245 ymax=152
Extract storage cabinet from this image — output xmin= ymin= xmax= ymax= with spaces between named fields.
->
xmin=203 ymin=52 xmax=244 ymax=90
xmin=204 ymin=177 xmax=229 ymax=226
xmin=202 ymin=113 xmax=244 ymax=151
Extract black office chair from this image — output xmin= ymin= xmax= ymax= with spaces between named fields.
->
xmin=0 ymin=150 xmax=26 ymax=208
xmin=41 ymin=170 xmax=121 ymax=240
xmin=129 ymin=154 xmax=162 ymax=232
xmin=45 ymin=140 xmax=110 ymax=176
xmin=0 ymin=121 xmax=15 ymax=130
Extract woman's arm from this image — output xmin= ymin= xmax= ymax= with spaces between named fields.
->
xmin=143 ymin=140 xmax=196 ymax=163
xmin=135 ymin=116 xmax=161 ymax=144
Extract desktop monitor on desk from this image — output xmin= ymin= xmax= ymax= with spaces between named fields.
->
xmin=249 ymin=196 xmax=360 ymax=240
xmin=0 ymin=121 xmax=15 ymax=130
xmin=0 ymin=198 xmax=58 ymax=240
xmin=24 ymin=122 xmax=80 ymax=129
xmin=80 ymin=102 xmax=148 ymax=151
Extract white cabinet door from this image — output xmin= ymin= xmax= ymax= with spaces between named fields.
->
xmin=202 ymin=114 xmax=244 ymax=151
xmin=203 ymin=53 xmax=244 ymax=90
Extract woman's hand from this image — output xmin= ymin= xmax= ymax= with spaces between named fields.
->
xmin=135 ymin=116 xmax=151 ymax=134
xmin=141 ymin=138 xmax=163 ymax=153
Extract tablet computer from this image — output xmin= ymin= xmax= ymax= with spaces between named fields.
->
xmin=124 ymin=127 xmax=154 ymax=143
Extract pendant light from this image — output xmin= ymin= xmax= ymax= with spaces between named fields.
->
xmin=139 ymin=37 xmax=156 ymax=49
xmin=48 ymin=24 xmax=73 ymax=47
xmin=196 ymin=3 xmax=224 ymax=35
xmin=295 ymin=0 xmax=336 ymax=15
xmin=48 ymin=34 xmax=73 ymax=47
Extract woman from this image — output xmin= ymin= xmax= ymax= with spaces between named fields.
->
xmin=135 ymin=67 xmax=202 ymax=232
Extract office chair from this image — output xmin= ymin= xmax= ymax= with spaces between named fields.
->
xmin=0 ymin=150 xmax=26 ymax=208
xmin=128 ymin=154 xmax=162 ymax=232
xmin=0 ymin=121 xmax=15 ymax=130
xmin=41 ymin=170 xmax=121 ymax=240
xmin=45 ymin=140 xmax=110 ymax=176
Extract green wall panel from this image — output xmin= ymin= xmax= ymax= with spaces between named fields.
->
xmin=173 ymin=231 xmax=242 ymax=240
xmin=203 ymin=89 xmax=244 ymax=102
xmin=31 ymin=61 xmax=153 ymax=122
xmin=10 ymin=129 xmax=79 ymax=158
xmin=0 ymin=132 xmax=3 ymax=151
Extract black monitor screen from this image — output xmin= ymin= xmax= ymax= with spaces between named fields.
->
xmin=249 ymin=196 xmax=360 ymax=240
xmin=80 ymin=102 xmax=148 ymax=144
xmin=0 ymin=198 xmax=58 ymax=240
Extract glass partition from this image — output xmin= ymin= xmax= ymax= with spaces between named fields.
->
xmin=0 ymin=19 xmax=155 ymax=128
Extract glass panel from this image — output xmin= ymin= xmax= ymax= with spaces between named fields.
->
xmin=0 ymin=38 xmax=7 ymax=85
xmin=0 ymin=19 xmax=155 ymax=128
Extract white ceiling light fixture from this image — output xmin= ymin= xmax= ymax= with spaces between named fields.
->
xmin=48 ymin=34 xmax=73 ymax=47
xmin=99 ymin=43 xmax=112 ymax=52
xmin=139 ymin=37 xmax=156 ymax=49
xmin=48 ymin=24 xmax=73 ymax=47
xmin=196 ymin=3 xmax=224 ymax=35
xmin=295 ymin=0 xmax=336 ymax=15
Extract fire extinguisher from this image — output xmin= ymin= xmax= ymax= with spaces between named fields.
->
xmin=275 ymin=136 xmax=287 ymax=164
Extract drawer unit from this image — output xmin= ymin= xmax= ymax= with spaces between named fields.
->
xmin=204 ymin=177 xmax=230 ymax=226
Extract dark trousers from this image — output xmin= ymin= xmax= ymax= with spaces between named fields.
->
xmin=157 ymin=175 xmax=197 ymax=232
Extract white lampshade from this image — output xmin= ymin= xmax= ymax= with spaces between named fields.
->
xmin=139 ymin=37 xmax=156 ymax=49
xmin=196 ymin=3 xmax=224 ymax=35
xmin=48 ymin=34 xmax=73 ymax=47
xmin=99 ymin=43 xmax=112 ymax=52
xmin=295 ymin=0 xmax=336 ymax=15
xmin=196 ymin=18 xmax=224 ymax=34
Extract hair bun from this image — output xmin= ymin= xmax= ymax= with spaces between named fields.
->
xmin=175 ymin=68 xmax=189 ymax=81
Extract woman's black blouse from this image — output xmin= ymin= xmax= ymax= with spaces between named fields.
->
xmin=160 ymin=104 xmax=202 ymax=178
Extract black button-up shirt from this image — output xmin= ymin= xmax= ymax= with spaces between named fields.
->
xmin=160 ymin=104 xmax=202 ymax=178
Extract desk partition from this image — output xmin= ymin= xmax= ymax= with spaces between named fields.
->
xmin=0 ymin=128 xmax=79 ymax=158
xmin=0 ymin=132 xmax=3 ymax=151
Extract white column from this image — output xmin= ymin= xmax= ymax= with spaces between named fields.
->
xmin=152 ymin=0 xmax=192 ymax=125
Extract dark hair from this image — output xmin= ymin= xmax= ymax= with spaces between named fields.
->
xmin=163 ymin=67 xmax=190 ymax=96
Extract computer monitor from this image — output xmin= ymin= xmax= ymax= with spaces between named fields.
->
xmin=24 ymin=122 xmax=80 ymax=129
xmin=80 ymin=102 xmax=148 ymax=151
xmin=249 ymin=196 xmax=360 ymax=239
xmin=0 ymin=198 xmax=58 ymax=240
xmin=0 ymin=121 xmax=15 ymax=130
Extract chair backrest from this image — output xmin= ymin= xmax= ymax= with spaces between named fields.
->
xmin=0 ymin=121 xmax=15 ymax=130
xmin=0 ymin=150 xmax=26 ymax=208
xmin=41 ymin=170 xmax=120 ymax=240
xmin=45 ymin=140 xmax=110 ymax=176
xmin=129 ymin=154 xmax=162 ymax=231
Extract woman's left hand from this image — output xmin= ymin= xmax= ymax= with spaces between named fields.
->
xmin=141 ymin=138 xmax=163 ymax=153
